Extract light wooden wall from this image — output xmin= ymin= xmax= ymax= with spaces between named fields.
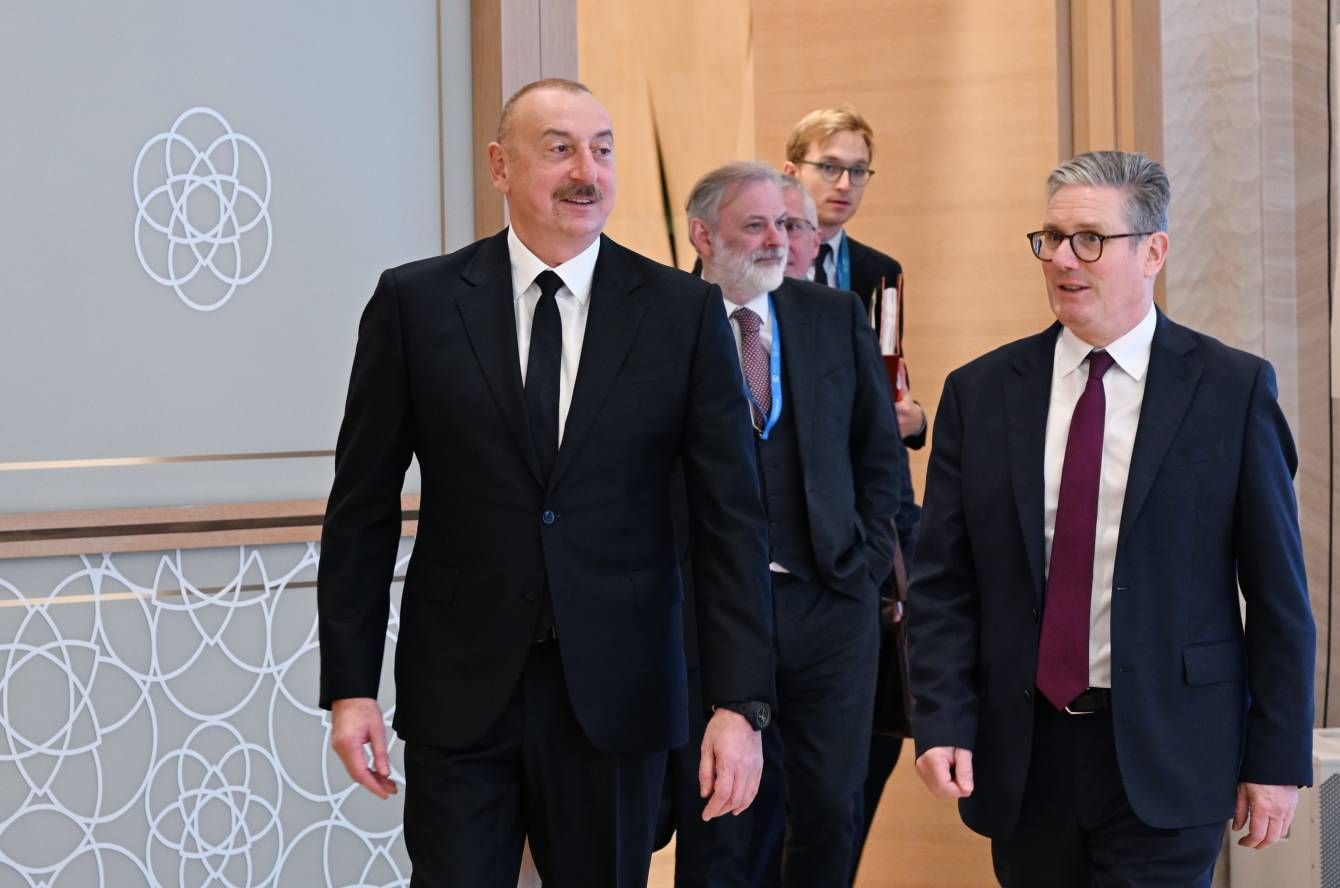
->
xmin=753 ymin=0 xmax=1065 ymax=499
xmin=584 ymin=0 xmax=1074 ymax=496
xmin=577 ymin=2 xmax=756 ymax=268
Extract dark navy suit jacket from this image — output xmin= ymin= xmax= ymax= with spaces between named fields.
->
xmin=909 ymin=311 xmax=1314 ymax=834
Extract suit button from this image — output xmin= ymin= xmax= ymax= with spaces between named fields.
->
xmin=523 ymin=586 xmax=540 ymax=602
xmin=1031 ymin=607 xmax=1039 ymax=622
xmin=1023 ymin=689 xmax=1032 ymax=703
xmin=541 ymin=510 xmax=556 ymax=525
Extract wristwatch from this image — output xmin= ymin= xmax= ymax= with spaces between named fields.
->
xmin=713 ymin=700 xmax=772 ymax=731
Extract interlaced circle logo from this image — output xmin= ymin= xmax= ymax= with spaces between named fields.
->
xmin=133 ymin=107 xmax=273 ymax=312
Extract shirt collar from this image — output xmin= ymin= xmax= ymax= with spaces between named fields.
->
xmin=1056 ymin=303 xmax=1157 ymax=381
xmin=723 ymin=290 xmax=772 ymax=324
xmin=507 ymin=228 xmax=600 ymax=306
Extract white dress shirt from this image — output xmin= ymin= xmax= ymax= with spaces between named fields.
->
xmin=1042 ymin=304 xmax=1156 ymax=689
xmin=508 ymin=228 xmax=599 ymax=444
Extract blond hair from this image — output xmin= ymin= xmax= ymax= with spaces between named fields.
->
xmin=784 ymin=107 xmax=875 ymax=164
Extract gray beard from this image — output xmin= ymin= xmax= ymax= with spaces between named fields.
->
xmin=711 ymin=243 xmax=786 ymax=297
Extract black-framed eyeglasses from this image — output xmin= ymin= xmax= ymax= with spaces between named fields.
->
xmin=783 ymin=217 xmax=816 ymax=236
xmin=1026 ymin=229 xmax=1154 ymax=262
xmin=797 ymin=160 xmax=875 ymax=186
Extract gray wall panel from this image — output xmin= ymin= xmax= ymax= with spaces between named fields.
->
xmin=1 ymin=1 xmax=467 ymax=511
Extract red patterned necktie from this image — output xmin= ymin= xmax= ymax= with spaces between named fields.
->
xmin=1036 ymin=349 xmax=1116 ymax=710
xmin=731 ymin=306 xmax=769 ymax=428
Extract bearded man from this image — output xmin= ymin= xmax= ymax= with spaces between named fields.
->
xmin=665 ymin=161 xmax=904 ymax=887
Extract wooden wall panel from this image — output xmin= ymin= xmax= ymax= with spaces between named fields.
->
xmin=1069 ymin=0 xmax=1163 ymax=158
xmin=578 ymin=2 xmax=755 ymax=268
xmin=754 ymin=0 xmax=1063 ymax=496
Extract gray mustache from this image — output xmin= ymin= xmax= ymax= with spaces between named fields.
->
xmin=555 ymin=185 xmax=604 ymax=201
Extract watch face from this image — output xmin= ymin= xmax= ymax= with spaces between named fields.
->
xmin=753 ymin=705 xmax=771 ymax=729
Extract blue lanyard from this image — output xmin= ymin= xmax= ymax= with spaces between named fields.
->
xmin=836 ymin=231 xmax=851 ymax=292
xmin=744 ymin=293 xmax=784 ymax=440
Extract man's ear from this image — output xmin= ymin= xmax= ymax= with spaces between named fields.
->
xmin=487 ymin=142 xmax=509 ymax=194
xmin=688 ymin=218 xmax=714 ymax=259
xmin=1143 ymin=231 xmax=1169 ymax=279
xmin=781 ymin=161 xmax=799 ymax=176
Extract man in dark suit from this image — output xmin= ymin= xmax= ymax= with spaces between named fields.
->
xmin=783 ymin=108 xmax=923 ymax=878
xmin=908 ymin=150 xmax=1314 ymax=886
xmin=781 ymin=107 xmax=923 ymax=449
xmin=665 ymin=162 xmax=903 ymax=887
xmin=317 ymin=79 xmax=775 ymax=888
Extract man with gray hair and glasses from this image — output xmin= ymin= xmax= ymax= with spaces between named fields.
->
xmin=908 ymin=150 xmax=1314 ymax=885
xmin=666 ymin=161 xmax=904 ymax=886
xmin=778 ymin=174 xmax=822 ymax=280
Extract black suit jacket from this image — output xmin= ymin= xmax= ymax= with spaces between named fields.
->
xmin=318 ymin=230 xmax=775 ymax=756
xmin=680 ymin=279 xmax=905 ymax=667
xmin=908 ymin=311 xmax=1314 ymax=835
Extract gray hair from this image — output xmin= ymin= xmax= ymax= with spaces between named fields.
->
xmin=1046 ymin=150 xmax=1170 ymax=233
xmin=778 ymin=174 xmax=817 ymax=227
xmin=685 ymin=161 xmax=784 ymax=230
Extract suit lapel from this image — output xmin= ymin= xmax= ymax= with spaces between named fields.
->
xmin=1004 ymin=324 xmax=1061 ymax=605
xmin=1117 ymin=312 xmax=1201 ymax=549
xmin=771 ymin=283 xmax=816 ymax=459
xmin=455 ymin=230 xmax=545 ymax=487
xmin=548 ymin=236 xmax=651 ymax=490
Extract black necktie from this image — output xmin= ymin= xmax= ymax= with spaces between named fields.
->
xmin=814 ymin=243 xmax=832 ymax=286
xmin=525 ymin=270 xmax=564 ymax=482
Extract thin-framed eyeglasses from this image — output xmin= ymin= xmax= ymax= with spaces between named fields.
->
xmin=783 ymin=217 xmax=816 ymax=236
xmin=1027 ymin=229 xmax=1154 ymax=263
xmin=796 ymin=160 xmax=875 ymax=186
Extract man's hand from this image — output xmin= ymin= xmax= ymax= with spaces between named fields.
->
xmin=698 ymin=708 xmax=763 ymax=820
xmin=331 ymin=697 xmax=398 ymax=799
xmin=915 ymin=746 xmax=974 ymax=800
xmin=895 ymin=397 xmax=925 ymax=440
xmin=1233 ymin=782 xmax=1299 ymax=850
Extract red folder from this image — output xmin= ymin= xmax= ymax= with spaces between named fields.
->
xmin=874 ymin=273 xmax=906 ymax=403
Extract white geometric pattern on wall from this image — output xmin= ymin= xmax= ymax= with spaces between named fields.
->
xmin=133 ymin=107 xmax=273 ymax=313
xmin=0 ymin=544 xmax=409 ymax=887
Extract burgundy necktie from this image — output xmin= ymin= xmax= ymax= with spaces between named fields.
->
xmin=1036 ymin=349 xmax=1116 ymax=711
xmin=732 ymin=307 xmax=770 ymax=428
